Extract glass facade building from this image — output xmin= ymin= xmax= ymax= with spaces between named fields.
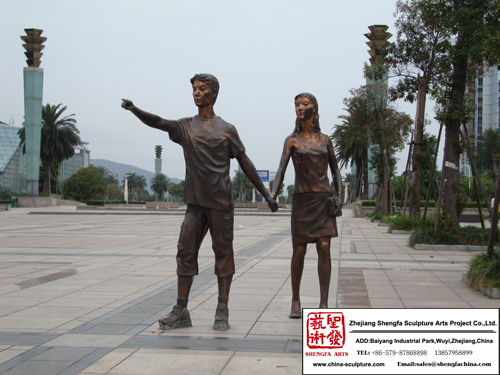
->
xmin=0 ymin=121 xmax=90 ymax=194
xmin=0 ymin=122 xmax=26 ymax=194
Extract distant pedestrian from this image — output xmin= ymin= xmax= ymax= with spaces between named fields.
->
xmin=491 ymin=197 xmax=495 ymax=223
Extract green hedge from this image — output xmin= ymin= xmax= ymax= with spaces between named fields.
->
xmin=465 ymin=201 xmax=488 ymax=208
xmin=86 ymin=200 xmax=124 ymax=206
xmin=0 ymin=200 xmax=11 ymax=204
xmin=409 ymin=226 xmax=499 ymax=247
xmin=362 ymin=200 xmax=436 ymax=207
xmin=362 ymin=200 xmax=489 ymax=208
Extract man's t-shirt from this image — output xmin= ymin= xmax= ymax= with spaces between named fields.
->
xmin=168 ymin=115 xmax=245 ymax=211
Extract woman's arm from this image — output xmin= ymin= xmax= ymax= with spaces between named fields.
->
xmin=272 ymin=137 xmax=293 ymax=200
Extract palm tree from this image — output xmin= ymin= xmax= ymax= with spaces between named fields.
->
xmin=331 ymin=111 xmax=370 ymax=200
xmin=18 ymin=103 xmax=80 ymax=195
xmin=123 ymin=172 xmax=147 ymax=192
xmin=232 ymin=169 xmax=252 ymax=201
xmin=150 ymin=173 xmax=170 ymax=200
xmin=90 ymin=165 xmax=119 ymax=185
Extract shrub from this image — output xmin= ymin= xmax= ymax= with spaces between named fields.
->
xmin=409 ymin=228 xmax=458 ymax=247
xmin=362 ymin=200 xmax=436 ymax=207
xmin=465 ymin=201 xmax=488 ymax=208
xmin=467 ymin=252 xmax=500 ymax=291
xmin=457 ymin=226 xmax=494 ymax=246
xmin=409 ymin=226 xmax=498 ymax=247
xmin=439 ymin=211 xmax=458 ymax=233
xmin=62 ymin=167 xmax=107 ymax=201
xmin=366 ymin=212 xmax=388 ymax=221
xmin=0 ymin=187 xmax=15 ymax=200
xmin=387 ymin=214 xmax=435 ymax=232
xmin=86 ymin=200 xmax=124 ymax=206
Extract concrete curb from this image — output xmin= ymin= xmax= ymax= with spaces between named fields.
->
xmin=28 ymin=211 xmax=292 ymax=217
xmin=462 ymin=272 xmax=500 ymax=299
xmin=415 ymin=244 xmax=499 ymax=251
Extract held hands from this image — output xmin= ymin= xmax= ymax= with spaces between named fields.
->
xmin=334 ymin=201 xmax=342 ymax=217
xmin=333 ymin=197 xmax=342 ymax=217
xmin=121 ymin=99 xmax=135 ymax=111
xmin=267 ymin=195 xmax=279 ymax=212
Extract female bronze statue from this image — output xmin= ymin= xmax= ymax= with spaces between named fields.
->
xmin=271 ymin=93 xmax=342 ymax=318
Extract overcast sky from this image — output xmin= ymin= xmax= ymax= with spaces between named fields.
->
xmin=0 ymin=0 xmax=442 ymax=188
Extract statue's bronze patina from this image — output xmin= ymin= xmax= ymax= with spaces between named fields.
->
xmin=271 ymin=93 xmax=342 ymax=319
xmin=122 ymin=74 xmax=278 ymax=330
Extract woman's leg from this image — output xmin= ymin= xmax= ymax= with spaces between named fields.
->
xmin=316 ymin=237 xmax=331 ymax=308
xmin=290 ymin=243 xmax=307 ymax=318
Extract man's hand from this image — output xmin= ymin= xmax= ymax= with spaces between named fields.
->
xmin=267 ymin=196 xmax=279 ymax=212
xmin=121 ymin=99 xmax=135 ymax=110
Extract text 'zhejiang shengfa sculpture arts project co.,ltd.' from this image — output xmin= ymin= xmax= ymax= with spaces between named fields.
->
xmin=122 ymin=74 xmax=278 ymax=331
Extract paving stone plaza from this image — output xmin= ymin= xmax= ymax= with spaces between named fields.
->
xmin=0 ymin=206 xmax=498 ymax=374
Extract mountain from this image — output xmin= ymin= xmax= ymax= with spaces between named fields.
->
xmin=90 ymin=159 xmax=182 ymax=190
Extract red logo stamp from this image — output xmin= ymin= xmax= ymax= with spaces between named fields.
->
xmin=306 ymin=312 xmax=345 ymax=349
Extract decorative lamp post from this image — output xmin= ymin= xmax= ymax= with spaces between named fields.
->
xmin=364 ymin=25 xmax=392 ymax=66
xmin=155 ymin=145 xmax=162 ymax=175
xmin=363 ymin=25 xmax=392 ymax=201
xmin=21 ymin=28 xmax=46 ymax=196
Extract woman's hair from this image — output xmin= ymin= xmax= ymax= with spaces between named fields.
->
xmin=293 ymin=92 xmax=320 ymax=134
xmin=190 ymin=73 xmax=220 ymax=103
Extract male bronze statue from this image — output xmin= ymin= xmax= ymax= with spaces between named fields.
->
xmin=122 ymin=74 xmax=278 ymax=330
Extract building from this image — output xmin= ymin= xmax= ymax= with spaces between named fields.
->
xmin=0 ymin=120 xmax=90 ymax=194
xmin=469 ymin=65 xmax=499 ymax=143
xmin=462 ymin=64 xmax=500 ymax=174
xmin=0 ymin=122 xmax=26 ymax=194
xmin=59 ymin=142 xmax=90 ymax=182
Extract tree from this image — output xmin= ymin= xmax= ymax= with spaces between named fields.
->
xmin=106 ymin=183 xmax=123 ymax=201
xmin=232 ymin=169 xmax=252 ymax=201
xmin=150 ymin=173 xmax=170 ymax=200
xmin=419 ymin=133 xmax=440 ymax=201
xmin=347 ymin=70 xmax=413 ymax=213
xmin=331 ymin=104 xmax=370 ymax=200
xmin=478 ymin=129 xmax=500 ymax=179
xmin=90 ymin=165 xmax=119 ymax=185
xmin=62 ymin=167 xmax=106 ymax=201
xmin=435 ymin=0 xmax=500 ymax=229
xmin=123 ymin=172 xmax=147 ymax=192
xmin=386 ymin=0 xmax=452 ymax=217
xmin=39 ymin=161 xmax=61 ymax=195
xmin=18 ymin=103 xmax=81 ymax=195
xmin=168 ymin=181 xmax=185 ymax=202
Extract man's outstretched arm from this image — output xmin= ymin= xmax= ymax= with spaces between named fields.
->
xmin=236 ymin=152 xmax=278 ymax=212
xmin=121 ymin=99 xmax=177 ymax=133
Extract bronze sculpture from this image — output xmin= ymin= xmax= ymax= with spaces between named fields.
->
xmin=122 ymin=74 xmax=278 ymax=331
xmin=271 ymin=93 xmax=342 ymax=318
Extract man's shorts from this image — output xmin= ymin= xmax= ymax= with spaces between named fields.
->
xmin=176 ymin=204 xmax=235 ymax=277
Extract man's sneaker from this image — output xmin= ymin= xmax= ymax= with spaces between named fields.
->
xmin=158 ymin=305 xmax=192 ymax=330
xmin=213 ymin=303 xmax=229 ymax=331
